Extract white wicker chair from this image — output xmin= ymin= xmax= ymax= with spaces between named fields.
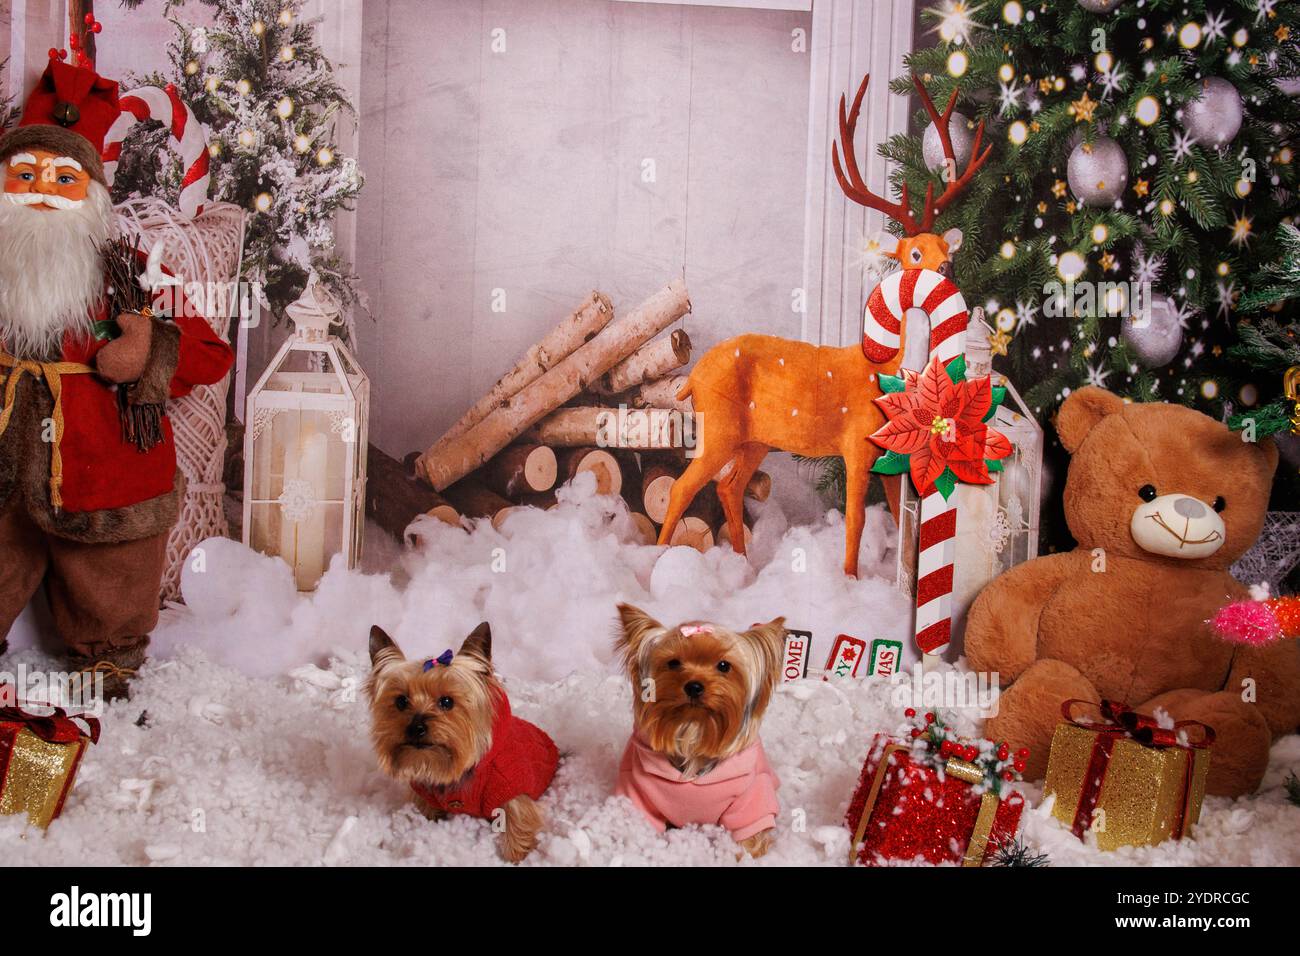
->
xmin=114 ymin=197 xmax=247 ymax=603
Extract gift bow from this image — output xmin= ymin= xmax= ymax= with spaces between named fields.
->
xmin=1060 ymin=698 xmax=1212 ymax=842
xmin=0 ymin=701 xmax=100 ymax=745
xmin=1061 ymin=699 xmax=1215 ymax=749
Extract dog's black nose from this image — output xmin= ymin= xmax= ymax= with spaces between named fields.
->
xmin=406 ymin=717 xmax=428 ymax=741
xmin=684 ymin=681 xmax=704 ymax=700
xmin=938 ymin=260 xmax=954 ymax=280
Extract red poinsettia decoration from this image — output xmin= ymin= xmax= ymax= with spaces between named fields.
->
xmin=869 ymin=354 xmax=1012 ymax=499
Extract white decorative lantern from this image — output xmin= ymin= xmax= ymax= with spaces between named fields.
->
xmin=243 ymin=276 xmax=369 ymax=590
xmin=894 ymin=313 xmax=1043 ymax=659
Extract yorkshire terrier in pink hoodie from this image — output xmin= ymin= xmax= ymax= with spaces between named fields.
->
xmin=613 ymin=603 xmax=785 ymax=857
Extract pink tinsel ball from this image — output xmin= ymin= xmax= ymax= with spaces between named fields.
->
xmin=1212 ymin=600 xmax=1281 ymax=646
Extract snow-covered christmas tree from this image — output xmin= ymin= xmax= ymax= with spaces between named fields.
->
xmin=112 ymin=0 xmax=365 ymax=322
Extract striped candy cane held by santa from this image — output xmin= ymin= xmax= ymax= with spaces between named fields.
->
xmin=102 ymin=85 xmax=210 ymax=219
xmin=863 ymin=267 xmax=969 ymax=657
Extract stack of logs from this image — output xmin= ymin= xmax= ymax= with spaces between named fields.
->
xmin=365 ymin=280 xmax=770 ymax=551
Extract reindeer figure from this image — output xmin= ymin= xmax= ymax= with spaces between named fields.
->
xmin=657 ymin=74 xmax=991 ymax=576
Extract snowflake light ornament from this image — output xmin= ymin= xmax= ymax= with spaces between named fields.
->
xmin=1085 ymin=361 xmax=1112 ymax=388
xmin=1015 ymin=299 xmax=1038 ymax=331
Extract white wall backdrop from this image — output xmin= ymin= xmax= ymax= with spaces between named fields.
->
xmin=357 ymin=0 xmax=813 ymax=459
xmin=4 ymin=0 xmax=919 ymax=465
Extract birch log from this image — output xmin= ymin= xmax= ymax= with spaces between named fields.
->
xmin=425 ymin=291 xmax=613 ymax=456
xmin=366 ymin=444 xmax=459 ymax=541
xmin=420 ymin=280 xmax=691 ymax=490
xmin=669 ymin=517 xmax=714 ymax=552
xmin=640 ymin=455 xmax=684 ymax=524
xmin=717 ymin=521 xmax=754 ymax=551
xmin=442 ymin=480 xmax=514 ymax=522
xmin=592 ymin=329 xmax=691 ymax=394
xmin=635 ymin=374 xmax=693 ymax=414
xmin=525 ymin=405 xmax=693 ymax=450
xmin=481 ymin=443 xmax=557 ymax=498
xmin=557 ymin=447 xmax=623 ymax=496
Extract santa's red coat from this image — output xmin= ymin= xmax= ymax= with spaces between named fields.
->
xmin=42 ymin=292 xmax=232 ymax=513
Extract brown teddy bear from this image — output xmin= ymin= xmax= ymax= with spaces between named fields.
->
xmin=966 ymin=387 xmax=1300 ymax=798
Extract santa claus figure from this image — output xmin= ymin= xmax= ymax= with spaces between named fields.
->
xmin=0 ymin=56 xmax=233 ymax=700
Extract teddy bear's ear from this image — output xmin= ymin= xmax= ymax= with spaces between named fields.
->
xmin=1055 ymin=387 xmax=1125 ymax=452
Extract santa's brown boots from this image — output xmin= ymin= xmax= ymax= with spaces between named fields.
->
xmin=68 ymin=645 xmax=147 ymax=703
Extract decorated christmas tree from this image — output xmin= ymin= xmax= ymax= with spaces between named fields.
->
xmin=112 ymin=0 xmax=364 ymax=325
xmin=891 ymin=0 xmax=1298 ymax=428
xmin=1227 ymin=223 xmax=1300 ymax=436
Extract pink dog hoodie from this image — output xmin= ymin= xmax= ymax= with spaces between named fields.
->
xmin=616 ymin=733 xmax=779 ymax=841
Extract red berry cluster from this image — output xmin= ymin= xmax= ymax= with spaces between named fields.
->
xmin=901 ymin=707 xmax=1029 ymax=793
xmin=52 ymin=13 xmax=103 ymax=68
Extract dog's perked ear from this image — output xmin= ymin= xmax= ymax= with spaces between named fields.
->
xmin=614 ymin=603 xmax=665 ymax=677
xmin=369 ymin=625 xmax=405 ymax=669
xmin=740 ymin=617 xmax=786 ymax=675
xmin=459 ymin=622 xmax=493 ymax=663
xmin=615 ymin=603 xmax=662 ymax=648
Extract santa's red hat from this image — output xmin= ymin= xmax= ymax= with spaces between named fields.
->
xmin=0 ymin=57 xmax=120 ymax=185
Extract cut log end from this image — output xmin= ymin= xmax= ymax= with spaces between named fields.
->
xmin=558 ymin=446 xmax=623 ymax=497
xmin=745 ymin=470 xmax=772 ymax=502
xmin=669 ymin=516 xmax=714 ymax=553
xmin=628 ymin=512 xmax=658 ymax=545
xmin=717 ymin=522 xmax=754 ymax=552
xmin=523 ymin=445 xmax=558 ymax=492
xmin=642 ymin=474 xmax=676 ymax=524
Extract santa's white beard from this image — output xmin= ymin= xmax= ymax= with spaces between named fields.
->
xmin=0 ymin=181 xmax=114 ymax=360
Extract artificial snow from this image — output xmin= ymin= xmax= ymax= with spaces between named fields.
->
xmin=5 ymin=458 xmax=1300 ymax=866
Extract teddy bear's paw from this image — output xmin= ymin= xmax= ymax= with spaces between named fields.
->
xmin=986 ymin=659 xmax=1100 ymax=781
xmin=1141 ymin=689 xmax=1270 ymax=798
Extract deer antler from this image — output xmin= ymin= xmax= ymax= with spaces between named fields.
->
xmin=832 ymin=74 xmax=924 ymax=236
xmin=912 ymin=74 xmax=993 ymax=233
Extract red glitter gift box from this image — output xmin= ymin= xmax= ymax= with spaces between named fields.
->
xmin=845 ymin=729 xmax=1025 ymax=867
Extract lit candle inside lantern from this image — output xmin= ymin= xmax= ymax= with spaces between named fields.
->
xmin=279 ymin=426 xmax=329 ymax=589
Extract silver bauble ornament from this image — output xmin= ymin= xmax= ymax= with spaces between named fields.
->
xmin=1067 ymin=137 xmax=1128 ymax=207
xmin=1121 ymin=294 xmax=1183 ymax=367
xmin=922 ymin=112 xmax=974 ymax=173
xmin=1183 ymin=77 xmax=1243 ymax=148
xmin=1076 ymin=0 xmax=1123 ymax=11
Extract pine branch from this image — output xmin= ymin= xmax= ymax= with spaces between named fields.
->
xmin=990 ymin=837 xmax=1051 ymax=867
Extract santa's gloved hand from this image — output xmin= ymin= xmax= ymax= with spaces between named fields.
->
xmin=95 ymin=312 xmax=154 ymax=383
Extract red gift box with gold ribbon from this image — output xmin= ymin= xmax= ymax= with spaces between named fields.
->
xmin=0 ymin=698 xmax=100 ymax=829
xmin=846 ymin=730 xmax=1025 ymax=866
xmin=1044 ymin=699 xmax=1214 ymax=851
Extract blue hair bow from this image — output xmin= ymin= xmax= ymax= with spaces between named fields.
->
xmin=422 ymin=649 xmax=454 ymax=671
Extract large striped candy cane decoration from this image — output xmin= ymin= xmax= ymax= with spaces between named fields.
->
xmin=863 ymin=267 xmax=969 ymax=657
xmin=102 ymin=85 xmax=210 ymax=219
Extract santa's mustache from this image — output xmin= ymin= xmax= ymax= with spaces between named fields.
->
xmin=3 ymin=191 xmax=85 ymax=210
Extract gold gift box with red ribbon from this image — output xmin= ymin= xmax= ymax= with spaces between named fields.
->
xmin=1043 ymin=699 xmax=1213 ymax=851
xmin=0 ymin=699 xmax=100 ymax=829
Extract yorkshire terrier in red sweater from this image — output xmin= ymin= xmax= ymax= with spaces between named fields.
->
xmin=366 ymin=622 xmax=558 ymax=862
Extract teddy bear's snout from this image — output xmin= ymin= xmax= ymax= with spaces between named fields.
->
xmin=1130 ymin=493 xmax=1225 ymax=560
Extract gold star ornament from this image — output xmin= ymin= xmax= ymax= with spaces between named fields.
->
xmin=1070 ymin=91 xmax=1098 ymax=123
